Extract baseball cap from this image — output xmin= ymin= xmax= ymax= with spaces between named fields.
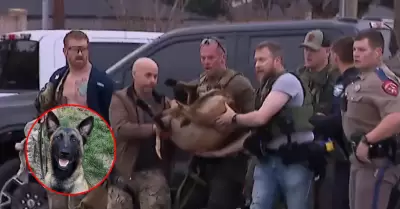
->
xmin=300 ymin=30 xmax=331 ymax=50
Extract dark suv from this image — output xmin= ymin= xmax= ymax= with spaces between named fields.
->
xmin=107 ymin=17 xmax=396 ymax=91
xmin=0 ymin=17 xmax=396 ymax=209
xmin=105 ymin=16 xmax=396 ymax=203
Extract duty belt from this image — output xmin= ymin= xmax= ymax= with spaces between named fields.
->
xmin=349 ymin=136 xmax=398 ymax=163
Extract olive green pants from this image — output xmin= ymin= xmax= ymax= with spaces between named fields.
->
xmin=107 ymin=169 xmax=171 ymax=209
xmin=349 ymin=155 xmax=400 ymax=209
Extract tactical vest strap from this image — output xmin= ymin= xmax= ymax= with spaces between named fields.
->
xmin=289 ymin=72 xmax=306 ymax=99
xmin=219 ymin=70 xmax=242 ymax=88
xmin=199 ymin=69 xmax=241 ymax=89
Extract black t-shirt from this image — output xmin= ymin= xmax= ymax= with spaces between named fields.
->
xmin=134 ymin=96 xmax=162 ymax=171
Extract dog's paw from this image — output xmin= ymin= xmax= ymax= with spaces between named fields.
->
xmin=165 ymin=79 xmax=178 ymax=87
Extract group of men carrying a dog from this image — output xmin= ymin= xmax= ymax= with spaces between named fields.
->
xmin=32 ymin=27 xmax=400 ymax=209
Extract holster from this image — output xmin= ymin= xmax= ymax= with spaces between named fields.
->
xmin=243 ymin=130 xmax=271 ymax=159
xmin=369 ymin=139 xmax=397 ymax=161
xmin=350 ymin=134 xmax=398 ymax=163
xmin=265 ymin=142 xmax=329 ymax=177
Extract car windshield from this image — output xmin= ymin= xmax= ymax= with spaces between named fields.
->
xmin=0 ymin=40 xmax=39 ymax=91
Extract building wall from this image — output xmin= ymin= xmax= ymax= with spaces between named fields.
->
xmin=0 ymin=9 xmax=27 ymax=34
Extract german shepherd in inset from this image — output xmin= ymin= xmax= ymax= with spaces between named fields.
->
xmin=44 ymin=111 xmax=94 ymax=194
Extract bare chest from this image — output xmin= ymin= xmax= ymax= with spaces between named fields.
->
xmin=62 ymin=75 xmax=89 ymax=106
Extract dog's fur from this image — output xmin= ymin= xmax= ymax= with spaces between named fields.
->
xmin=44 ymin=111 xmax=94 ymax=194
xmin=153 ymin=88 xmax=249 ymax=155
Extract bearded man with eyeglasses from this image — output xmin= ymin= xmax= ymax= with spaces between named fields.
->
xmin=172 ymin=37 xmax=255 ymax=209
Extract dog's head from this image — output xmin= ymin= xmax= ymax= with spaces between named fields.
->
xmin=46 ymin=111 xmax=94 ymax=172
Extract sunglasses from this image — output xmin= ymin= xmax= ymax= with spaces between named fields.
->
xmin=201 ymin=37 xmax=226 ymax=54
xmin=67 ymin=46 xmax=88 ymax=54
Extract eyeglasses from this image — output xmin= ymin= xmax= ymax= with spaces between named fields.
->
xmin=201 ymin=37 xmax=226 ymax=54
xmin=67 ymin=46 xmax=88 ymax=54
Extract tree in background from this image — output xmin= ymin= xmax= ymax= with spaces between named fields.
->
xmin=163 ymin=0 xmax=228 ymax=18
xmin=161 ymin=0 xmax=393 ymax=20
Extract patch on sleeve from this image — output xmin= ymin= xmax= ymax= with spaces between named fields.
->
xmin=382 ymin=80 xmax=399 ymax=96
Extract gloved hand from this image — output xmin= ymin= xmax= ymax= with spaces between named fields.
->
xmin=309 ymin=114 xmax=339 ymax=138
xmin=309 ymin=114 xmax=331 ymax=128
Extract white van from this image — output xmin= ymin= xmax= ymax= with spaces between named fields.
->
xmin=0 ymin=30 xmax=163 ymax=96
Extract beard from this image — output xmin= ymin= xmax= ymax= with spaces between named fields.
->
xmin=68 ymin=57 xmax=87 ymax=69
xmin=256 ymin=67 xmax=276 ymax=82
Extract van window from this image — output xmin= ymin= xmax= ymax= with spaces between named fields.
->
xmin=148 ymin=40 xmax=204 ymax=95
xmin=90 ymin=42 xmax=143 ymax=71
xmin=0 ymin=40 xmax=39 ymax=90
xmin=249 ymin=35 xmax=305 ymax=71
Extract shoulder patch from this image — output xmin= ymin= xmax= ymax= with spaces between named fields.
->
xmin=376 ymin=68 xmax=399 ymax=96
xmin=333 ymin=84 xmax=344 ymax=97
xmin=382 ymin=81 xmax=399 ymax=96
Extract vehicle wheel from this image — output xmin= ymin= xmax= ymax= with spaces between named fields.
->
xmin=0 ymin=158 xmax=20 ymax=190
xmin=11 ymin=183 xmax=48 ymax=209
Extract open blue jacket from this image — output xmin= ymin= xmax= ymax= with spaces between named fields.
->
xmin=48 ymin=66 xmax=114 ymax=123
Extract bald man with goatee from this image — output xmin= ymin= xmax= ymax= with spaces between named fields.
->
xmin=108 ymin=57 xmax=174 ymax=209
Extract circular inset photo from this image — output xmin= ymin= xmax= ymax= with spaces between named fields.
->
xmin=25 ymin=104 xmax=116 ymax=196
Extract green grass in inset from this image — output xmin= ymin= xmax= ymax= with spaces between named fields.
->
xmin=51 ymin=106 xmax=114 ymax=187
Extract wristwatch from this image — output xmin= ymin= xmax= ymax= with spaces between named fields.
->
xmin=231 ymin=114 xmax=238 ymax=124
xmin=360 ymin=135 xmax=372 ymax=146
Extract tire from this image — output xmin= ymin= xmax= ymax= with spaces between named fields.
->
xmin=11 ymin=183 xmax=48 ymax=209
xmin=0 ymin=158 xmax=48 ymax=209
xmin=0 ymin=158 xmax=20 ymax=190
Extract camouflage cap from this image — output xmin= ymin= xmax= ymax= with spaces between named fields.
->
xmin=300 ymin=30 xmax=331 ymax=50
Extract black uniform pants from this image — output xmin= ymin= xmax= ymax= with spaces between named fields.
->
xmin=332 ymin=161 xmax=350 ymax=209
xmin=178 ymin=155 xmax=248 ymax=209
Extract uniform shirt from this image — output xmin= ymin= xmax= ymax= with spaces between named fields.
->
xmin=267 ymin=73 xmax=314 ymax=149
xmin=342 ymin=68 xmax=400 ymax=140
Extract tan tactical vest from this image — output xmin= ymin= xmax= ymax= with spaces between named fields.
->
xmin=196 ymin=69 xmax=241 ymax=96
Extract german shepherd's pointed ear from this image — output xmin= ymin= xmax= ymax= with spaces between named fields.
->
xmin=77 ymin=116 xmax=94 ymax=145
xmin=46 ymin=111 xmax=60 ymax=138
